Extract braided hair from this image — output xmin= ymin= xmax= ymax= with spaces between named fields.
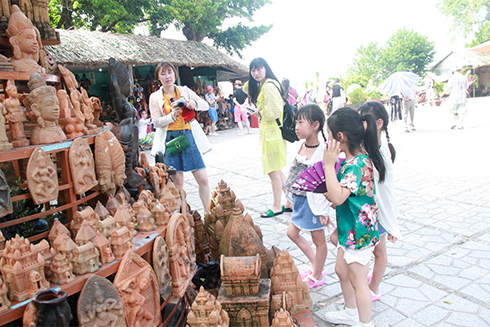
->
xmin=296 ymin=104 xmax=327 ymax=142
xmin=358 ymin=101 xmax=396 ymax=163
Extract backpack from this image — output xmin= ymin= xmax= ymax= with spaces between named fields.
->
xmin=267 ymin=81 xmax=299 ymax=143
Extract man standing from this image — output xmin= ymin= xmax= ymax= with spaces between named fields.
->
xmin=447 ymin=67 xmax=468 ymax=130
xmin=205 ymin=85 xmax=219 ymax=136
xmin=331 ymin=78 xmax=345 ymax=112
xmin=401 ymin=87 xmax=416 ymax=133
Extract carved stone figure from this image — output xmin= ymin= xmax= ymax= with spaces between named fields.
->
xmin=4 ymin=80 xmax=29 ymax=147
xmin=78 ymin=275 xmax=126 ymax=327
xmin=166 ymin=213 xmax=196 ymax=298
xmin=187 ymin=286 xmax=229 ymax=327
xmin=72 ymin=242 xmax=101 ymax=275
xmin=95 ymin=129 xmax=126 ymax=196
xmin=57 ymin=89 xmax=85 ymax=139
xmin=27 ymin=147 xmax=58 ymax=205
xmin=0 ymin=95 xmax=13 ymax=151
xmin=0 ymin=235 xmax=50 ymax=302
xmin=69 ymin=137 xmax=97 ymax=195
xmin=80 ymin=87 xmax=98 ymax=134
xmin=91 ymin=231 xmax=115 ymax=265
xmin=0 ymin=277 xmax=11 ymax=313
xmin=75 ymin=220 xmax=96 ymax=246
xmin=50 ymin=253 xmax=75 ymax=285
xmin=48 ymin=218 xmax=70 ymax=246
xmin=108 ymin=58 xmax=144 ymax=190
xmin=90 ymin=97 xmax=104 ymax=127
xmin=26 ymin=73 xmax=67 ymax=145
xmin=6 ymin=5 xmax=46 ymax=73
xmin=0 ymin=170 xmax=12 ymax=218
xmin=270 ymin=250 xmax=312 ymax=314
xmin=152 ymin=236 xmax=171 ymax=297
xmin=114 ymin=250 xmax=161 ymax=327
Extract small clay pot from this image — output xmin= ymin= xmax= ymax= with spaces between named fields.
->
xmin=23 ymin=288 xmax=72 ymax=327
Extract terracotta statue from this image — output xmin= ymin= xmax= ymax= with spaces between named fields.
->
xmin=79 ymin=87 xmax=98 ymax=134
xmin=0 ymin=277 xmax=10 ymax=313
xmin=95 ymin=129 xmax=126 ymax=196
xmin=78 ymin=275 xmax=126 ymax=327
xmin=152 ymin=236 xmax=171 ymax=297
xmin=69 ymin=137 xmax=98 ymax=195
xmin=58 ymin=65 xmax=85 ymax=123
xmin=140 ymin=152 xmax=150 ymax=169
xmin=187 ymin=286 xmax=229 ymax=327
xmin=91 ymin=231 xmax=115 ymax=265
xmin=6 ymin=5 xmax=46 ymax=73
xmin=0 ymin=170 xmax=12 ymax=218
xmin=27 ymin=147 xmax=58 ymax=205
xmin=166 ymin=213 xmax=196 ymax=298
xmin=50 ymin=253 xmax=75 ymax=285
xmin=26 ymin=73 xmax=67 ymax=145
xmin=57 ymin=89 xmax=85 ymax=139
xmin=0 ymin=95 xmax=13 ymax=151
xmin=90 ymin=96 xmax=104 ymax=127
xmin=108 ymin=58 xmax=144 ymax=190
xmin=114 ymin=251 xmax=161 ymax=327
xmin=4 ymin=80 xmax=29 ymax=147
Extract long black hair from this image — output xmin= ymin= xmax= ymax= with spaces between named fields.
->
xmin=281 ymin=78 xmax=290 ymax=98
xmin=327 ymin=107 xmax=386 ymax=182
xmin=248 ymin=57 xmax=282 ymax=104
xmin=296 ymin=104 xmax=327 ymax=142
xmin=358 ymin=101 xmax=396 ymax=163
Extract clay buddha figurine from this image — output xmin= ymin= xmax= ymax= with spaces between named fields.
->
xmin=6 ymin=5 xmax=46 ymax=73
xmin=0 ymin=95 xmax=13 ymax=151
xmin=26 ymin=73 xmax=67 ymax=145
xmin=4 ymin=80 xmax=29 ymax=148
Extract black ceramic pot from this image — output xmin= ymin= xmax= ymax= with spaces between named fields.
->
xmin=23 ymin=288 xmax=72 ymax=327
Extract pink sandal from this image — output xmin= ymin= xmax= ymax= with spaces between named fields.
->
xmin=300 ymin=269 xmax=328 ymax=280
xmin=367 ymin=270 xmax=373 ymax=283
xmin=370 ymin=289 xmax=381 ymax=301
xmin=305 ymin=274 xmax=325 ymax=289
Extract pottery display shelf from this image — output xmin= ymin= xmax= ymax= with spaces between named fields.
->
xmin=0 ymin=225 xmax=167 ymax=325
xmin=0 ymin=135 xmax=98 ymax=243
xmin=0 ymin=72 xmax=61 ymax=91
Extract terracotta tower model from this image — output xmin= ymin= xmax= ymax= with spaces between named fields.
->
xmin=187 ymin=286 xmax=230 ymax=327
xmin=0 ymin=235 xmax=50 ymax=301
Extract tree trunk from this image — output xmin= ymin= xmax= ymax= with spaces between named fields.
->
xmin=182 ymin=22 xmax=205 ymax=42
xmin=56 ymin=0 xmax=73 ymax=29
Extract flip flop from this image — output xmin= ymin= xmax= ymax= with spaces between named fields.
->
xmin=300 ymin=269 xmax=328 ymax=280
xmin=305 ymin=274 xmax=325 ymax=289
xmin=260 ymin=209 xmax=283 ymax=218
xmin=282 ymin=205 xmax=293 ymax=213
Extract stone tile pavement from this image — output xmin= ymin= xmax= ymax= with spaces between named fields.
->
xmin=153 ymin=97 xmax=490 ymax=326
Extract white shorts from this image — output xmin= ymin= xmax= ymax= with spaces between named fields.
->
xmin=337 ymin=243 xmax=374 ymax=266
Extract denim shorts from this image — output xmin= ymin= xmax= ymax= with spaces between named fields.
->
xmin=378 ymin=222 xmax=387 ymax=236
xmin=290 ymin=194 xmax=326 ymax=231
xmin=164 ymin=129 xmax=206 ymax=172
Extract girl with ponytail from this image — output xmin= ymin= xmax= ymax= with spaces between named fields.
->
xmin=322 ymin=107 xmax=383 ymax=327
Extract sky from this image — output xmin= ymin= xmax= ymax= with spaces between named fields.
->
xmin=154 ymin=0 xmax=467 ymax=94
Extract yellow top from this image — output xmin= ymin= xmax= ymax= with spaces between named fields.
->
xmin=163 ymin=87 xmax=191 ymax=131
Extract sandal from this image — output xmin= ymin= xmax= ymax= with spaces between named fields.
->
xmin=282 ymin=205 xmax=293 ymax=213
xmin=367 ymin=270 xmax=373 ymax=283
xmin=260 ymin=209 xmax=283 ymax=218
xmin=300 ymin=269 xmax=328 ymax=280
xmin=305 ymin=274 xmax=325 ymax=289
xmin=370 ymin=289 xmax=381 ymax=302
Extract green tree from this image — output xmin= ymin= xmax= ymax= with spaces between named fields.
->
xmin=347 ymin=42 xmax=383 ymax=86
xmin=49 ymin=0 xmax=272 ymax=57
xmin=438 ymin=0 xmax=490 ymax=45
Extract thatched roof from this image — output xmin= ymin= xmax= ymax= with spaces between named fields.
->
xmin=45 ymin=29 xmax=248 ymax=75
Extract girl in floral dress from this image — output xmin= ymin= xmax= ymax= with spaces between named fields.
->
xmin=322 ymin=108 xmax=385 ymax=327
xmin=284 ymin=104 xmax=332 ymax=289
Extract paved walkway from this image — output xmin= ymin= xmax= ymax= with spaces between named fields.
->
xmin=173 ymin=98 xmax=490 ymax=326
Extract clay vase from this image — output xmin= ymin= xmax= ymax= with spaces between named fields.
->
xmin=23 ymin=288 xmax=72 ymax=327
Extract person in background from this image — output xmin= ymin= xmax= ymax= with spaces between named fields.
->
xmin=233 ymin=80 xmax=251 ymax=135
xmin=446 ymin=67 xmax=468 ymax=130
xmin=138 ymin=109 xmax=153 ymax=146
xmin=282 ymin=78 xmax=299 ymax=106
xmin=243 ymin=57 xmax=287 ymax=218
xmin=401 ymin=85 xmax=416 ymax=133
xmin=205 ymin=85 xmax=219 ymax=136
xmin=331 ymin=78 xmax=345 ymax=112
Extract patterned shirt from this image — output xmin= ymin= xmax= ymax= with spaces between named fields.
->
xmin=336 ymin=154 xmax=379 ymax=250
xmin=447 ymin=72 xmax=468 ymax=105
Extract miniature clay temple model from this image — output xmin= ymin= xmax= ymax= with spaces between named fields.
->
xmin=91 ymin=231 xmax=115 ymax=265
xmin=110 ymin=226 xmax=133 ymax=260
xmin=166 ymin=213 xmax=196 ymax=298
xmin=70 ymin=206 xmax=100 ymax=238
xmin=4 ymin=80 xmax=29 ymax=147
xmin=95 ymin=129 xmax=126 ymax=196
xmin=270 ymin=250 xmax=312 ymax=315
xmin=69 ymin=137 xmax=98 ymax=195
xmin=0 ymin=235 xmax=50 ymax=302
xmin=5 ymin=5 xmax=47 ymax=73
xmin=187 ymin=286 xmax=230 ymax=327
xmin=135 ymin=203 xmax=156 ymax=232
xmin=94 ymin=201 xmax=111 ymax=220
xmin=72 ymin=242 xmax=101 ymax=275
xmin=114 ymin=250 xmax=161 ymax=327
xmin=108 ymin=58 xmax=144 ymax=190
xmin=48 ymin=218 xmax=70 ymax=245
xmin=0 ymin=170 xmax=12 ymax=218
xmin=152 ymin=236 xmax=171 ymax=297
xmin=54 ymin=233 xmax=77 ymax=261
xmin=50 ymin=253 xmax=75 ymax=285
xmin=26 ymin=73 xmax=67 ymax=145
xmin=105 ymin=195 xmax=121 ymax=217
xmin=270 ymin=308 xmax=296 ymax=327
xmin=78 ymin=274 xmax=126 ymax=327
xmin=27 ymin=147 xmax=58 ymax=205
xmin=217 ymin=254 xmax=271 ymax=327
xmin=75 ymin=220 xmax=96 ymax=246
xmin=0 ymin=96 xmax=13 ymax=151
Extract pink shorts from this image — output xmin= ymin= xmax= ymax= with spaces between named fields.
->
xmin=234 ymin=106 xmax=248 ymax=122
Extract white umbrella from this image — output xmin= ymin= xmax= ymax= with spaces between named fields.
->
xmin=379 ymin=71 xmax=420 ymax=96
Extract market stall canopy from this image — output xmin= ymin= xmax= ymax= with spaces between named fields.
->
xmin=45 ymin=29 xmax=248 ymax=77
